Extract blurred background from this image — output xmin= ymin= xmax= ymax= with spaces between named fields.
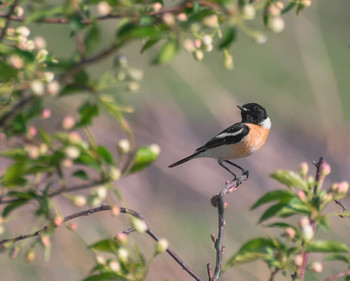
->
xmin=1 ymin=1 xmax=350 ymax=280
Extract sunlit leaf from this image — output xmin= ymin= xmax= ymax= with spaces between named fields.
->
xmin=96 ymin=146 xmax=114 ymax=164
xmin=89 ymin=239 xmax=120 ymax=253
xmin=251 ymin=190 xmax=295 ymax=210
xmin=306 ymin=241 xmax=349 ymax=253
xmin=152 ymin=40 xmax=179 ymax=65
xmin=1 ymin=161 xmax=28 ymax=187
xmin=129 ymin=146 xmax=159 ymax=173
xmin=219 ymin=26 xmax=236 ymax=49
xmin=270 ymin=170 xmax=308 ymax=190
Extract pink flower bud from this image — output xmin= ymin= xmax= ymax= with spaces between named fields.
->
xmin=285 ymin=227 xmax=295 ymax=239
xmin=62 ymin=116 xmax=75 ymax=130
xmin=297 ymin=190 xmax=306 ymax=200
xmin=41 ymin=108 xmax=51 ymax=119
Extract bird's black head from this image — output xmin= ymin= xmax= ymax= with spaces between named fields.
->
xmin=237 ymin=103 xmax=268 ymax=125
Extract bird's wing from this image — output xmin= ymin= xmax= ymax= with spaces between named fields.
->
xmin=196 ymin=122 xmax=249 ymax=152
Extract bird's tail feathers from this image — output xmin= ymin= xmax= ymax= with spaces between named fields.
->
xmin=168 ymin=151 xmax=201 ymax=168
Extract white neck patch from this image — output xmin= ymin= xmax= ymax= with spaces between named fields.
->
xmin=260 ymin=117 xmax=271 ymax=129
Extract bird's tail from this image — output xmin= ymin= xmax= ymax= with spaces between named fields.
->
xmin=168 ymin=151 xmax=201 ymax=168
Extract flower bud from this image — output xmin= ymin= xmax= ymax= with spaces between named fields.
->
xmin=26 ymin=145 xmax=40 ymax=159
xmin=152 ymin=2 xmax=162 ymax=12
xmin=320 ymin=161 xmax=331 ymax=176
xmin=285 ymin=227 xmax=295 ymax=239
xmin=72 ymin=195 xmax=87 ymax=207
xmin=117 ymin=139 xmax=130 ymax=154
xmin=268 ymin=17 xmax=285 ymax=33
xmin=41 ymin=108 xmax=51 ymax=119
xmin=9 ymin=55 xmax=24 ymax=69
xmin=47 ymin=80 xmax=60 ymax=96
xmin=117 ymin=248 xmax=128 ymax=263
xmin=97 ymin=1 xmax=111 ymax=16
xmin=302 ymin=224 xmax=313 ymax=241
xmin=16 ymin=26 xmax=30 ymax=37
xmin=96 ymin=186 xmax=108 ymax=199
xmin=115 ymin=232 xmax=128 ymax=245
xmin=11 ymin=247 xmax=20 ymax=259
xmin=177 ymin=13 xmax=187 ymax=22
xmin=54 ymin=216 xmax=63 ymax=227
xmin=36 ymin=49 xmax=49 ymax=63
xmin=294 ymin=254 xmax=303 ymax=267
xmin=255 ymin=33 xmax=267 ymax=44
xmin=33 ymin=36 xmax=47 ymax=49
xmin=162 ymin=13 xmax=175 ymax=26
xmin=65 ymin=146 xmax=80 ymax=159
xmin=111 ymin=206 xmax=120 ymax=216
xmin=62 ymin=116 xmax=76 ymax=130
xmin=109 ymin=260 xmax=121 ymax=272
xmin=131 ymin=218 xmax=147 ymax=233
xmin=30 ymin=80 xmax=45 ymax=96
xmin=243 ymin=4 xmax=256 ymax=20
xmin=41 ymin=235 xmax=51 ymax=247
xmin=110 ymin=167 xmax=121 ymax=181
xmin=96 ymin=254 xmax=106 ymax=265
xmin=149 ymin=144 xmax=161 ymax=155
xmin=68 ymin=222 xmax=78 ymax=230
xmin=193 ymin=50 xmax=204 ymax=61
xmin=62 ymin=158 xmax=73 ymax=168
xmin=301 ymin=0 xmax=312 ymax=7
xmin=203 ymin=14 xmax=218 ymax=28
xmin=183 ymin=39 xmax=195 ymax=52
xmin=297 ymin=190 xmax=306 ymax=201
xmin=155 ymin=238 xmax=169 ymax=254
xmin=25 ymin=249 xmax=35 ymax=263
xmin=337 ymin=181 xmax=349 ymax=193
xmin=87 ymin=194 xmax=102 ymax=207
xmin=310 ymin=261 xmax=323 ymax=273
xmin=298 ymin=162 xmax=309 ymax=177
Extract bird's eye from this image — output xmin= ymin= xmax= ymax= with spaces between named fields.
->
xmin=254 ymin=106 xmax=260 ymax=111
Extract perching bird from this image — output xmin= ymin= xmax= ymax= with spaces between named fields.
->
xmin=168 ymin=103 xmax=271 ymax=179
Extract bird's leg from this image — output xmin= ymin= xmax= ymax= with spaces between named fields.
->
xmin=224 ymin=160 xmax=249 ymax=179
xmin=218 ymin=160 xmax=238 ymax=180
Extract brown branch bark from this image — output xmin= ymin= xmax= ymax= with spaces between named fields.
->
xmin=209 ymin=174 xmax=248 ymax=280
xmin=0 ymin=204 xmax=203 ymax=281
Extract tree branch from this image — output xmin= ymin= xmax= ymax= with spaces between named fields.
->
xmin=0 ymin=0 xmax=19 ymax=42
xmin=322 ymin=270 xmax=350 ymax=281
xmin=0 ymin=204 xmax=203 ymax=281
xmin=209 ymin=174 xmax=248 ymax=280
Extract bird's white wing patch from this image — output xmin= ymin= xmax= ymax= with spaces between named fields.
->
xmin=216 ymin=128 xmax=243 ymax=139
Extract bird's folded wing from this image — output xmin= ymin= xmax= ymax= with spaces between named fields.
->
xmin=196 ymin=122 xmax=249 ymax=151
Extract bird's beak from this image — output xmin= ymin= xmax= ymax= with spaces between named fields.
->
xmin=237 ymin=105 xmax=248 ymax=112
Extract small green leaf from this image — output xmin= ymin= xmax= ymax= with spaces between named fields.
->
xmin=77 ymin=102 xmax=99 ymax=127
xmin=266 ymin=222 xmax=297 ymax=231
xmin=258 ymin=203 xmax=288 ymax=223
xmin=0 ymin=148 xmax=27 ymax=159
xmin=25 ymin=5 xmax=64 ymax=23
xmin=306 ymin=241 xmax=349 ymax=253
xmin=296 ymin=3 xmax=305 ymax=15
xmin=141 ymin=38 xmax=160 ymax=53
xmin=75 ymin=151 xmax=100 ymax=170
xmin=225 ymin=238 xmax=276 ymax=268
xmin=270 ymin=170 xmax=308 ymax=190
xmin=73 ymin=170 xmax=90 ymax=180
xmin=219 ymin=26 xmax=236 ymax=49
xmin=89 ymin=239 xmax=120 ymax=253
xmin=152 ymin=40 xmax=179 ymax=65
xmin=282 ymin=2 xmax=296 ymax=14
xmin=324 ymin=254 xmax=350 ymax=264
xmin=1 ymin=161 xmax=27 ymax=187
xmin=84 ymin=23 xmax=100 ymax=54
xmin=116 ymin=23 xmax=161 ymax=46
xmin=129 ymin=146 xmax=159 ymax=173
xmin=96 ymin=146 xmax=114 ymax=164
xmin=2 ymin=199 xmax=28 ymax=217
xmin=319 ymin=216 xmax=330 ymax=232
xmin=0 ymin=61 xmax=18 ymax=82
xmin=251 ymin=190 xmax=295 ymax=210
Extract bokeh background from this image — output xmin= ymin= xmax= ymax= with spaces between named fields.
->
xmin=1 ymin=1 xmax=350 ymax=280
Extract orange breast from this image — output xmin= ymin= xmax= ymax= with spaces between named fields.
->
xmin=223 ymin=124 xmax=270 ymax=159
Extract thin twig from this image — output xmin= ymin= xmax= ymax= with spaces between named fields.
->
xmin=0 ymin=0 xmax=19 ymax=42
xmin=268 ymin=268 xmax=279 ymax=281
xmin=322 ymin=270 xmax=350 ymax=281
xmin=210 ymin=174 xmax=248 ymax=280
xmin=0 ymin=204 xmax=203 ymax=281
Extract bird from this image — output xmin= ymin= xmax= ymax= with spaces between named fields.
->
xmin=168 ymin=103 xmax=271 ymax=179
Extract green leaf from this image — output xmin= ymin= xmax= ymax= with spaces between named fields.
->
xmin=82 ymin=273 xmax=128 ymax=281
xmin=319 ymin=216 xmax=330 ymax=232
xmin=270 ymin=170 xmax=308 ymax=191
xmin=324 ymin=254 xmax=350 ymax=264
xmin=2 ymin=199 xmax=29 ymax=217
xmin=26 ymin=100 xmax=42 ymax=119
xmin=25 ymin=5 xmax=64 ymax=23
xmin=1 ymin=161 xmax=27 ymax=187
xmin=258 ymin=203 xmax=288 ymax=223
xmin=282 ymin=2 xmax=296 ymax=14
xmin=225 ymin=238 xmax=276 ymax=268
xmin=266 ymin=222 xmax=297 ymax=231
xmin=187 ymin=9 xmax=215 ymax=24
xmin=77 ymin=102 xmax=99 ymax=127
xmin=84 ymin=23 xmax=100 ymax=55
xmin=73 ymin=170 xmax=90 ymax=180
xmin=75 ymin=151 xmax=100 ymax=170
xmin=129 ymin=146 xmax=159 ymax=173
xmin=116 ymin=23 xmax=161 ymax=46
xmin=219 ymin=26 xmax=236 ymax=49
xmin=141 ymin=38 xmax=160 ymax=54
xmin=0 ymin=61 xmax=18 ymax=82
xmin=306 ymin=241 xmax=349 ymax=253
xmin=152 ymin=40 xmax=179 ymax=65
xmin=96 ymin=146 xmax=114 ymax=164
xmin=296 ymin=3 xmax=305 ymax=15
xmin=38 ymin=128 xmax=52 ymax=147
xmin=251 ymin=190 xmax=295 ymax=210
xmin=89 ymin=239 xmax=120 ymax=253
xmin=0 ymin=148 xmax=27 ymax=159
xmin=8 ymin=113 xmax=27 ymax=135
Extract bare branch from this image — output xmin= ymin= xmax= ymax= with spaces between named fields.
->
xmin=208 ymin=174 xmax=248 ymax=280
xmin=0 ymin=204 xmax=203 ymax=281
